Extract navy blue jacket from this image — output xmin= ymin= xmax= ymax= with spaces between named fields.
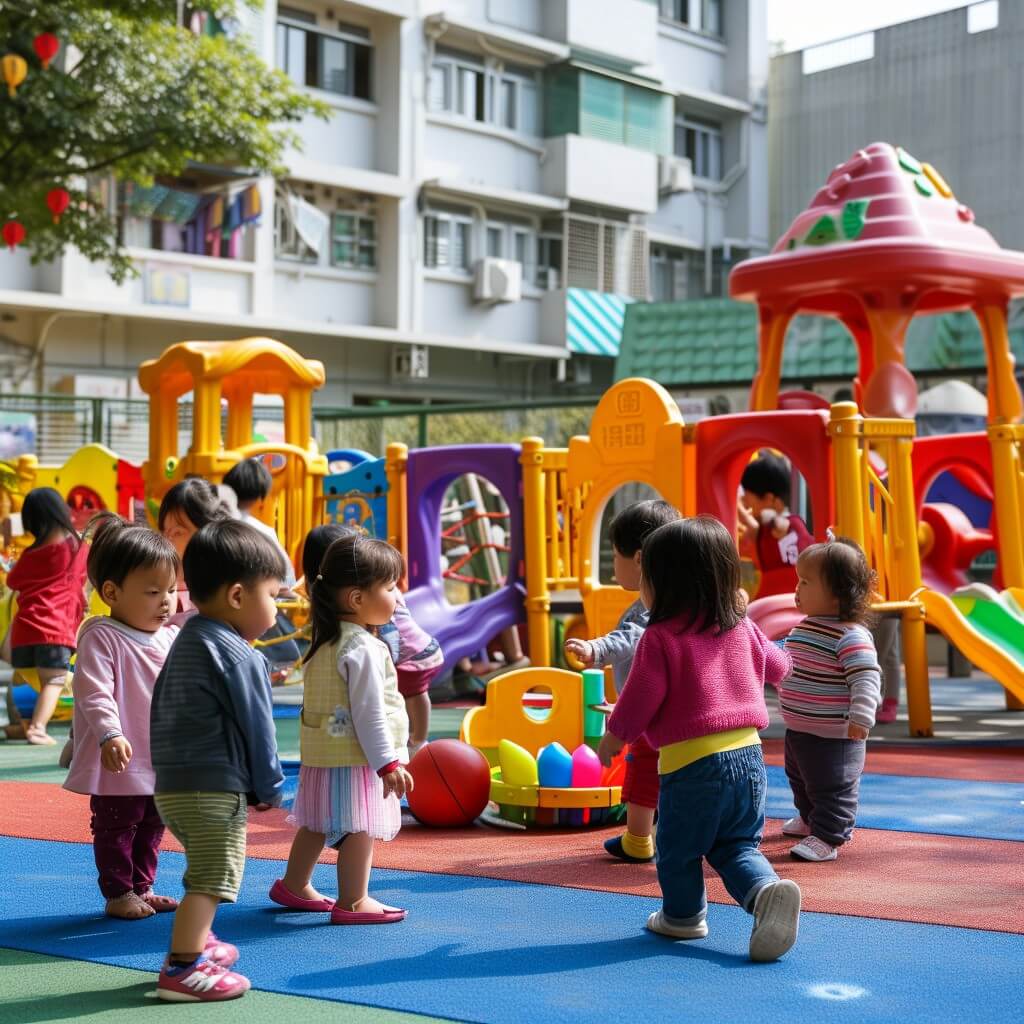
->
xmin=150 ymin=615 xmax=283 ymax=806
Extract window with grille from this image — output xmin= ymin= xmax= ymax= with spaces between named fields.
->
xmin=276 ymin=13 xmax=372 ymax=100
xmin=331 ymin=212 xmax=376 ymax=270
xmin=675 ymin=114 xmax=723 ymax=180
xmin=274 ymin=195 xmax=319 ymax=263
xmin=659 ymin=0 xmax=723 ymax=37
xmin=424 ymin=211 xmax=473 ymax=272
xmin=429 ymin=49 xmax=540 ymax=136
xmin=563 ymin=215 xmax=648 ymax=298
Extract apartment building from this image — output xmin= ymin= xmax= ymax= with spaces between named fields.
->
xmin=0 ymin=0 xmax=768 ymax=406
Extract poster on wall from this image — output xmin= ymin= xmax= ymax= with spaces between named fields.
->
xmin=144 ymin=262 xmax=191 ymax=307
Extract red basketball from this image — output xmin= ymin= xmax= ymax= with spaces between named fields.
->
xmin=407 ymin=739 xmax=491 ymax=827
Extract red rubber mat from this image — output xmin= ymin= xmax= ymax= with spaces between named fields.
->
xmin=2 ymin=780 xmax=1021 ymax=934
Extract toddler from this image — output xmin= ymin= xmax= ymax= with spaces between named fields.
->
xmin=300 ymin=524 xmax=442 ymax=758
xmin=737 ymin=451 xmax=813 ymax=596
xmin=64 ymin=514 xmax=181 ymax=919
xmin=6 ymin=487 xmax=89 ymax=744
xmin=150 ymin=520 xmax=286 ymax=1002
xmin=780 ymin=538 xmax=881 ymax=862
xmin=599 ymin=516 xmax=800 ymax=962
xmin=272 ymin=532 xmax=412 ymax=924
xmin=564 ymin=499 xmax=680 ymax=863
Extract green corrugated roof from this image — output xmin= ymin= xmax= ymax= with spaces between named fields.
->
xmin=615 ymin=301 xmax=1024 ymax=385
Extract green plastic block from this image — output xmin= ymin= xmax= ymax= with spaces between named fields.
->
xmin=914 ymin=175 xmax=935 ymax=197
xmin=897 ymin=146 xmax=922 ymax=174
xmin=804 ymin=215 xmax=839 ymax=245
xmin=841 ymin=199 xmax=870 ymax=239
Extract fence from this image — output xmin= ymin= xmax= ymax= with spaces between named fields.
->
xmin=0 ymin=394 xmax=600 ymax=466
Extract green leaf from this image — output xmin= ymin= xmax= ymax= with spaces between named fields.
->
xmin=804 ymin=216 xmax=839 ymax=246
xmin=841 ymin=199 xmax=869 ymax=240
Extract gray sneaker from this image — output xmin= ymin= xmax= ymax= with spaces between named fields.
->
xmin=749 ymin=879 xmax=801 ymax=962
xmin=646 ymin=910 xmax=709 ymax=940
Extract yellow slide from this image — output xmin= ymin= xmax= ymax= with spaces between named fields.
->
xmin=918 ymin=587 xmax=1024 ymax=706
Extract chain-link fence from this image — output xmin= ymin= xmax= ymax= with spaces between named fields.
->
xmin=0 ymin=394 xmax=600 ymax=466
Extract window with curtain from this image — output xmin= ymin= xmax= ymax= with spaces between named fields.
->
xmin=674 ymin=114 xmax=723 ymax=180
xmin=424 ymin=212 xmax=473 ymax=272
xmin=276 ymin=14 xmax=372 ymax=100
xmin=428 ymin=50 xmax=540 ymax=136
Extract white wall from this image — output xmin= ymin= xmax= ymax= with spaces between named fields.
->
xmin=422 ymin=277 xmax=550 ymax=347
xmin=543 ymin=135 xmax=658 ymax=214
xmin=273 ymin=269 xmax=377 ymax=327
xmin=0 ymin=252 xmax=59 ymax=293
xmin=656 ymin=26 xmax=726 ymax=94
xmin=289 ymin=101 xmax=378 ymax=171
xmin=560 ymin=0 xmax=658 ymax=66
xmin=424 ymin=121 xmax=543 ymax=194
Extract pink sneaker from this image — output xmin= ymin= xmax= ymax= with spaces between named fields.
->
xmin=781 ymin=816 xmax=811 ymax=838
xmin=157 ymin=958 xmax=250 ymax=1002
xmin=876 ymin=697 xmax=898 ymax=724
xmin=203 ymin=932 xmax=239 ymax=968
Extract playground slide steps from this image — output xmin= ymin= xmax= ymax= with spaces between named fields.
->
xmin=919 ymin=585 xmax=1024 ymax=707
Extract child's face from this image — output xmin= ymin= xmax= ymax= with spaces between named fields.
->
xmin=102 ymin=565 xmax=178 ymax=633
xmin=795 ymin=556 xmax=839 ymax=617
xmin=203 ymin=575 xmax=281 ymax=642
xmin=162 ymin=509 xmax=197 ymax=559
xmin=611 ymin=546 xmax=642 ymax=591
xmin=342 ymin=578 xmax=399 ymax=627
xmin=741 ymin=489 xmax=786 ymax=519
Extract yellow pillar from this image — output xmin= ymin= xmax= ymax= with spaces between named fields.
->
xmin=226 ymin=390 xmax=253 ymax=451
xmin=385 ymin=443 xmax=408 ymax=580
xmin=974 ymin=303 xmax=1023 ymax=425
xmin=520 ymin=438 xmax=551 ymax=668
xmin=192 ymin=381 xmax=221 ymax=456
xmin=901 ymin=604 xmax=933 ymax=737
xmin=828 ymin=402 xmax=865 ymax=547
xmin=749 ymin=305 xmax=793 ymax=411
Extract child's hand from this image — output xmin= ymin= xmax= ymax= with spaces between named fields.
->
xmin=382 ymin=766 xmax=415 ymax=800
xmin=100 ymin=736 xmax=132 ymax=773
xmin=736 ymin=497 xmax=758 ymax=535
xmin=597 ymin=731 xmax=625 ymax=768
xmin=564 ymin=638 xmax=596 ymax=667
xmin=770 ymin=513 xmax=791 ymax=539
xmin=737 ymin=588 xmax=750 ymax=613
xmin=847 ymin=722 xmax=870 ymax=740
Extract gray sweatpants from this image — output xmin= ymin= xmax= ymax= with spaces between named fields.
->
xmin=784 ymin=730 xmax=866 ymax=847
xmin=872 ymin=617 xmax=901 ymax=701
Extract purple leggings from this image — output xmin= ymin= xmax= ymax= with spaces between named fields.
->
xmin=89 ymin=795 xmax=165 ymax=900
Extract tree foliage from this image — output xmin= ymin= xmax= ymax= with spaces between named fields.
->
xmin=0 ymin=1 xmax=325 ymax=281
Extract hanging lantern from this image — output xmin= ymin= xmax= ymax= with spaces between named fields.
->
xmin=46 ymin=188 xmax=71 ymax=224
xmin=3 ymin=221 xmax=26 ymax=252
xmin=1 ymin=54 xmax=28 ymax=98
xmin=33 ymin=33 xmax=60 ymax=71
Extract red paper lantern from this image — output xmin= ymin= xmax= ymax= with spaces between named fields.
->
xmin=3 ymin=221 xmax=26 ymax=252
xmin=33 ymin=33 xmax=60 ymax=70
xmin=46 ymin=187 xmax=71 ymax=223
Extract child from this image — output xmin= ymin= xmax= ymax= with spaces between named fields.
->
xmin=158 ymin=478 xmax=236 ymax=618
xmin=222 ymin=458 xmax=297 ymax=590
xmin=64 ymin=514 xmax=181 ymax=920
xmin=737 ymin=451 xmax=813 ymax=596
xmin=300 ymin=524 xmax=443 ymax=759
xmin=271 ymin=532 xmax=413 ymax=924
xmin=564 ymin=499 xmax=680 ymax=863
xmin=150 ymin=520 xmax=286 ymax=1002
xmin=779 ymin=538 xmax=882 ymax=862
xmin=598 ymin=516 xmax=800 ymax=963
xmin=6 ymin=487 xmax=89 ymax=745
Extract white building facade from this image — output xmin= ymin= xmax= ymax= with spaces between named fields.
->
xmin=0 ymin=0 xmax=768 ymax=406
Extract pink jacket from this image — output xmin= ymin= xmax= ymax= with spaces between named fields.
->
xmin=64 ymin=617 xmax=179 ymax=797
xmin=607 ymin=615 xmax=791 ymax=750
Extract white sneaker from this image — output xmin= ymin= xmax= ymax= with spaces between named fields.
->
xmin=749 ymin=880 xmax=801 ymax=962
xmin=781 ymin=816 xmax=811 ymax=837
xmin=790 ymin=835 xmax=838 ymax=862
xmin=646 ymin=910 xmax=709 ymax=940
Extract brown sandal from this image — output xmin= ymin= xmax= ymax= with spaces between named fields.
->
xmin=105 ymin=892 xmax=155 ymax=920
xmin=139 ymin=889 xmax=179 ymax=913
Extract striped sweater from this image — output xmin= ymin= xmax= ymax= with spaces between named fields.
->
xmin=779 ymin=617 xmax=881 ymax=738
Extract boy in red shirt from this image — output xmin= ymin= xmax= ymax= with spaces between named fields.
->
xmin=737 ymin=452 xmax=813 ymax=597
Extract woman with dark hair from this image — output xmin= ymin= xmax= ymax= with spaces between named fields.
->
xmin=5 ymin=487 xmax=89 ymax=744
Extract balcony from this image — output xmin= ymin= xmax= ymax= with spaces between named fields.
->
xmin=541 ymin=135 xmax=658 ymax=213
xmin=552 ymin=0 xmax=659 ymax=68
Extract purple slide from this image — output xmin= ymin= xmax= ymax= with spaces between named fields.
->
xmin=403 ymin=445 xmax=525 ymax=677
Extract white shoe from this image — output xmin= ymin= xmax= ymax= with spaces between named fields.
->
xmin=646 ymin=910 xmax=708 ymax=940
xmin=749 ymin=880 xmax=801 ymax=962
xmin=781 ymin=816 xmax=811 ymax=837
xmin=790 ymin=835 xmax=838 ymax=862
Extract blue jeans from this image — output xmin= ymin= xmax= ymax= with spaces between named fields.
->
xmin=656 ymin=744 xmax=778 ymax=925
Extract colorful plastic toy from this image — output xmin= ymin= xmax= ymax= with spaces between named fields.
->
xmin=406 ymin=739 xmax=491 ymax=828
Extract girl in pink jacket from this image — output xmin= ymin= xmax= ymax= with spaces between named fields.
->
xmin=64 ymin=515 xmax=182 ymax=920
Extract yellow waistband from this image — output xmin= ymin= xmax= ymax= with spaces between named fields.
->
xmin=658 ymin=727 xmax=761 ymax=775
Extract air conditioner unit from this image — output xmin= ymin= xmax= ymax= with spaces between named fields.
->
xmin=391 ymin=343 xmax=429 ymax=381
xmin=658 ymin=155 xmax=694 ymax=194
xmin=473 ymin=257 xmax=522 ymax=304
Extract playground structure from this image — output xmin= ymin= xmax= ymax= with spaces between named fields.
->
xmin=1 ymin=142 xmax=1023 ymax=747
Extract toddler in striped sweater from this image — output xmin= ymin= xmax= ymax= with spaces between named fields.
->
xmin=780 ymin=538 xmax=881 ymax=862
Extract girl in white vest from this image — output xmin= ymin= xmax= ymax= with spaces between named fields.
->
xmin=270 ymin=533 xmax=413 ymax=924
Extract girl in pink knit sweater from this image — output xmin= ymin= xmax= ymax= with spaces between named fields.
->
xmin=598 ymin=516 xmax=802 ymax=963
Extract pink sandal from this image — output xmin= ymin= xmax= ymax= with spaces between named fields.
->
xmin=330 ymin=905 xmax=406 ymax=925
xmin=139 ymin=889 xmax=179 ymax=913
xmin=269 ymin=878 xmax=335 ymax=912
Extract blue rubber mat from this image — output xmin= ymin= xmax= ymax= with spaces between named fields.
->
xmin=765 ymin=766 xmax=1024 ymax=842
xmin=0 ymin=837 xmax=1020 ymax=1023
